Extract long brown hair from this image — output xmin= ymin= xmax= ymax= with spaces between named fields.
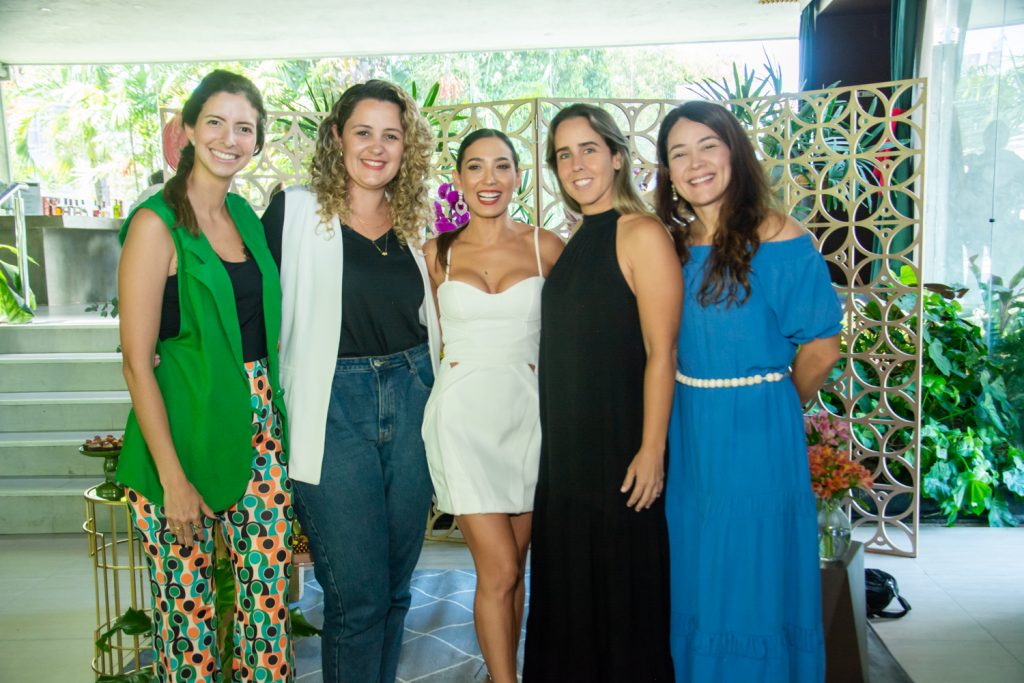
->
xmin=545 ymin=104 xmax=651 ymax=219
xmin=435 ymin=128 xmax=520 ymax=270
xmin=655 ymin=101 xmax=772 ymax=307
xmin=309 ymin=80 xmax=433 ymax=245
xmin=162 ymin=70 xmax=266 ymax=236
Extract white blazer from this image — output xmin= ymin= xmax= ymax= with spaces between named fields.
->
xmin=278 ymin=186 xmax=442 ymax=485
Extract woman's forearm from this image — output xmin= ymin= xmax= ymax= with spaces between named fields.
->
xmin=639 ymin=344 xmax=677 ymax=455
xmin=791 ymin=335 xmax=841 ymax=405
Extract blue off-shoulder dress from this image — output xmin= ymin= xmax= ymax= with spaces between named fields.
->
xmin=666 ymin=234 xmax=842 ymax=683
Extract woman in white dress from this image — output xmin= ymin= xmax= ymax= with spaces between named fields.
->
xmin=422 ymin=129 xmax=563 ymax=683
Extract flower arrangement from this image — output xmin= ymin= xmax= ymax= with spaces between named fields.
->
xmin=806 ymin=413 xmax=873 ymax=502
xmin=807 ymin=412 xmax=873 ymax=561
xmin=433 ymin=181 xmax=469 ymax=234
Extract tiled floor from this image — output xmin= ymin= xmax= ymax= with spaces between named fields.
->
xmin=0 ymin=526 xmax=1021 ymax=682
xmin=860 ymin=527 xmax=1024 ymax=683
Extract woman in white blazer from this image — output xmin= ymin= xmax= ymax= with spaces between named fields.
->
xmin=261 ymin=80 xmax=439 ymax=683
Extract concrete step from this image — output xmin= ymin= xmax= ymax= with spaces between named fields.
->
xmin=0 ymin=391 xmax=131 ymax=433
xmin=0 ymin=352 xmax=125 ymax=391
xmin=0 ymin=431 xmax=125 ymax=476
xmin=0 ymin=311 xmax=131 ymax=534
xmin=0 ymin=320 xmax=120 ymax=353
xmin=0 ymin=476 xmax=102 ymax=533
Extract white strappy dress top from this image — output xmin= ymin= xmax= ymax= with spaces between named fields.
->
xmin=421 ymin=227 xmax=544 ymax=515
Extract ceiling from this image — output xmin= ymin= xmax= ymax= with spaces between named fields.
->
xmin=0 ymin=0 xmax=802 ymax=66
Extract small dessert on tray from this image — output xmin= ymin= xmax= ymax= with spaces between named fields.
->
xmin=82 ymin=434 xmax=123 ymax=452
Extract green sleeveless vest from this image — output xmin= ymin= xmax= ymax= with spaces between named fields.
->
xmin=116 ymin=191 xmax=287 ymax=511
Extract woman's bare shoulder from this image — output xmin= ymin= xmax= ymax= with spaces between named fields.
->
xmin=618 ymin=211 xmax=664 ymax=230
xmin=618 ymin=212 xmax=673 ymax=247
xmin=127 ymin=207 xmax=167 ymax=231
xmin=122 ymin=208 xmax=173 ymax=250
xmin=760 ymin=211 xmax=807 ymax=242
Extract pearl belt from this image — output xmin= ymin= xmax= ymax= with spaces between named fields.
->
xmin=674 ymin=370 xmax=788 ymax=388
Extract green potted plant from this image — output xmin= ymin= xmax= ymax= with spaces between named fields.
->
xmin=0 ymin=244 xmax=36 ymax=323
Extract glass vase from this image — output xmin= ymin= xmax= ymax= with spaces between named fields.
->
xmin=817 ymin=498 xmax=851 ymax=562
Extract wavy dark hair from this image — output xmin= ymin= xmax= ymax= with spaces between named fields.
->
xmin=162 ymin=70 xmax=266 ymax=236
xmin=435 ymin=128 xmax=520 ymax=270
xmin=655 ymin=101 xmax=772 ymax=307
xmin=545 ymin=104 xmax=650 ymax=219
xmin=309 ymin=80 xmax=433 ymax=245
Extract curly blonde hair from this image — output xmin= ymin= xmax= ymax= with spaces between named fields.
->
xmin=309 ymin=80 xmax=434 ymax=246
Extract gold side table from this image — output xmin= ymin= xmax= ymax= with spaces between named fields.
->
xmin=83 ymin=486 xmax=153 ymax=679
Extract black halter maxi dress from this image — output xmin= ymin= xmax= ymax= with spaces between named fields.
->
xmin=523 ymin=208 xmax=674 ymax=682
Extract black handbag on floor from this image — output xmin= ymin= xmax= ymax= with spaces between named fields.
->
xmin=865 ymin=568 xmax=911 ymax=618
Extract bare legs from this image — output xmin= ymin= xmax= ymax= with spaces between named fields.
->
xmin=457 ymin=512 xmax=532 ymax=683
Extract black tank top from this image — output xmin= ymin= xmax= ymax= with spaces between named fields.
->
xmin=159 ymin=257 xmax=268 ymax=362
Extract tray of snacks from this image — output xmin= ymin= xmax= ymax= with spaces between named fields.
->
xmin=79 ymin=434 xmax=125 ymax=500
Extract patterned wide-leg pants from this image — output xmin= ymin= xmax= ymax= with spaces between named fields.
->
xmin=128 ymin=359 xmax=294 ymax=682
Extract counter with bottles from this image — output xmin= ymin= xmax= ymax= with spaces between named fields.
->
xmin=0 ymin=214 xmax=121 ymax=306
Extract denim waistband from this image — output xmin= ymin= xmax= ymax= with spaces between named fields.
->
xmin=334 ymin=342 xmax=430 ymax=373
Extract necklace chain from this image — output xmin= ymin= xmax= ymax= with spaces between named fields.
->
xmin=347 ymin=212 xmax=391 ymax=257
xmin=371 ymin=230 xmax=389 ymax=257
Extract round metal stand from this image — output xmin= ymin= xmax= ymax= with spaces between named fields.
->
xmin=83 ymin=486 xmax=153 ymax=679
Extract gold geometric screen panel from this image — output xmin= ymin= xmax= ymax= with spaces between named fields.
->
xmin=421 ymin=81 xmax=926 ymax=557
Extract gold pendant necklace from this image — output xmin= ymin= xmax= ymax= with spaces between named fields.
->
xmin=346 ymin=212 xmax=391 ymax=256
xmin=372 ymin=230 xmax=389 ymax=257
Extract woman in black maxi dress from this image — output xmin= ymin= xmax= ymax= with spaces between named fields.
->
xmin=524 ymin=105 xmax=680 ymax=682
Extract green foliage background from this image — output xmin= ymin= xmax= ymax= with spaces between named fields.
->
xmin=2 ymin=48 xmax=708 ymax=208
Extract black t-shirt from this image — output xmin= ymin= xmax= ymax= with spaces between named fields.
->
xmin=261 ymin=191 xmax=427 ymax=358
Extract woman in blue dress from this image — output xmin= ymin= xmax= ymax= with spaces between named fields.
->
xmin=655 ymin=101 xmax=842 ymax=682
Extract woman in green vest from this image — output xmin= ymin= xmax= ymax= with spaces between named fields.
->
xmin=117 ymin=70 xmax=293 ymax=682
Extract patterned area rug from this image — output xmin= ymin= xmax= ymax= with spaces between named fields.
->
xmin=293 ymin=568 xmax=910 ymax=682
xmin=294 ymin=568 xmax=525 ymax=682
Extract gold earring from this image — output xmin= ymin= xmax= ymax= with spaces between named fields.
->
xmin=672 ymin=185 xmax=679 ymax=203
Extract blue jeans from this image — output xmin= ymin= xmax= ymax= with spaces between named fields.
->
xmin=293 ymin=342 xmax=434 ymax=683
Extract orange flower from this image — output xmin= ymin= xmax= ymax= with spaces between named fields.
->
xmin=806 ymin=422 xmax=874 ymax=502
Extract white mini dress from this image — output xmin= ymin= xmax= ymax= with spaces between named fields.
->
xmin=422 ymin=228 xmax=544 ymax=515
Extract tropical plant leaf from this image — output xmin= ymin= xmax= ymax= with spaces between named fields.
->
xmin=965 ymin=477 xmax=993 ymax=516
xmin=95 ymin=607 xmax=152 ymax=653
xmin=927 ymin=339 xmax=953 ymax=376
xmin=979 ymin=390 xmax=1008 ymax=435
xmin=923 ymin=460 xmax=955 ymax=499
xmin=0 ymin=259 xmax=24 ymax=293
xmin=290 ymin=607 xmax=322 ymax=638
xmin=898 ymin=265 xmax=918 ymax=286
xmin=421 ymin=82 xmax=440 ymax=108
xmin=986 ymin=495 xmax=1016 ymax=527
xmin=1008 ymin=264 xmax=1024 ymax=290
xmin=0 ymin=244 xmax=40 ymax=266
xmin=0 ymin=269 xmax=33 ymax=323
xmin=1004 ymin=455 xmax=1024 ymax=496
xmin=214 ymin=532 xmax=237 ymax=674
